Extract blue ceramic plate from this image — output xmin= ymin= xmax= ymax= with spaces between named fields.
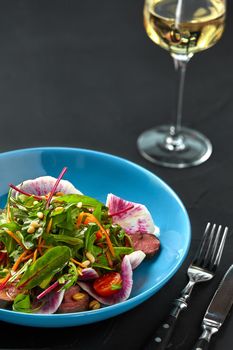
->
xmin=0 ymin=147 xmax=191 ymax=328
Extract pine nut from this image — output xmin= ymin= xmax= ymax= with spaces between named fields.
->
xmin=55 ymin=192 xmax=64 ymax=196
xmin=27 ymin=225 xmax=35 ymax=234
xmin=89 ymin=300 xmax=101 ymax=310
xmin=72 ymin=292 xmax=86 ymax=301
xmin=86 ymin=252 xmax=95 ymax=263
xmin=37 ymin=212 xmax=44 ymax=219
xmin=54 ymin=206 xmax=64 ymax=212
xmin=77 ymin=202 xmax=83 ymax=208
xmin=82 ymin=260 xmax=91 ymax=268
xmin=33 ymin=201 xmax=39 ymax=205
xmin=30 ymin=221 xmax=40 ymax=228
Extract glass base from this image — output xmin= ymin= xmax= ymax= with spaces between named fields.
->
xmin=137 ymin=125 xmax=212 ymax=168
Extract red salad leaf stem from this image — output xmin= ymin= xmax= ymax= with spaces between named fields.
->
xmin=46 ymin=167 xmax=68 ymax=209
xmin=109 ymin=205 xmax=134 ymax=217
xmin=8 ymin=184 xmax=43 ymax=201
xmin=36 ymin=280 xmax=60 ymax=300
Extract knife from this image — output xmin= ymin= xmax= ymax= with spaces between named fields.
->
xmin=192 ymin=264 xmax=233 ymax=350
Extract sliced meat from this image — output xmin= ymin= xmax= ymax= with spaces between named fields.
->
xmin=58 ymin=285 xmax=90 ymax=313
xmin=0 ymin=284 xmax=20 ymax=308
xmin=128 ymin=232 xmax=160 ymax=258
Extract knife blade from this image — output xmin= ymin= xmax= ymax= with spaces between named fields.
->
xmin=192 ymin=264 xmax=233 ymax=350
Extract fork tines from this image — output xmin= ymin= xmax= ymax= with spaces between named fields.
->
xmin=192 ymin=223 xmax=229 ymax=272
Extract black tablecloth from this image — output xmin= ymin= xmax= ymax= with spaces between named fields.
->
xmin=0 ymin=1 xmax=232 ymax=349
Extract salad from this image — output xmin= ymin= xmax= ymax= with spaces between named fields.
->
xmin=0 ymin=167 xmax=160 ymax=314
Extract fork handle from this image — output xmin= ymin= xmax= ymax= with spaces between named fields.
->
xmin=143 ymin=314 xmax=178 ymax=350
xmin=143 ymin=281 xmax=195 ymax=349
xmin=192 ymin=338 xmax=209 ymax=350
xmin=143 ymin=300 xmax=187 ymax=350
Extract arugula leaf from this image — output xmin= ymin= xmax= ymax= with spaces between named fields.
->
xmin=60 ymin=261 xmax=78 ymax=290
xmin=16 ymin=231 xmax=34 ymax=250
xmin=18 ymin=246 xmax=71 ymax=290
xmin=84 ymin=224 xmax=98 ymax=252
xmin=50 ymin=206 xmax=79 ymax=232
xmin=92 ymin=263 xmax=113 ymax=271
xmin=114 ymin=247 xmax=134 ymax=259
xmin=92 ymin=203 xmax=102 ymax=222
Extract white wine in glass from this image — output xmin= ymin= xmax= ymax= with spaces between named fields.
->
xmin=137 ymin=0 xmax=226 ymax=168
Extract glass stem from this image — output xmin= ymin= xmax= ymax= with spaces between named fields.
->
xmin=165 ymin=58 xmax=189 ymax=152
xmin=173 ymin=58 xmax=187 ymax=135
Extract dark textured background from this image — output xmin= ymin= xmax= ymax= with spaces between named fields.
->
xmin=0 ymin=1 xmax=232 ymax=349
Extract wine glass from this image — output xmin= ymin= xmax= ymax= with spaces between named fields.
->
xmin=137 ymin=0 xmax=226 ymax=168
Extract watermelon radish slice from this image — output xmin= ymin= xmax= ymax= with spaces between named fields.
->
xmin=11 ymin=176 xmax=82 ymax=198
xmin=106 ymin=193 xmax=159 ymax=236
xmin=77 ymin=250 xmax=146 ymax=305
xmin=79 ymin=268 xmax=99 ymax=281
xmin=36 ymin=288 xmax=65 ymax=314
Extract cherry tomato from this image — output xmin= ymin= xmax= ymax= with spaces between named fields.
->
xmin=93 ymin=272 xmax=122 ymax=297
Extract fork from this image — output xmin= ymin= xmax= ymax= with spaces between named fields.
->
xmin=143 ymin=222 xmax=229 ymax=350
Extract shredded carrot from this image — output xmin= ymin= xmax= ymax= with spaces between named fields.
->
xmin=105 ymin=250 xmax=113 ymax=267
xmin=0 ymin=273 xmax=11 ymax=289
xmin=21 ymin=252 xmax=34 ymax=262
xmin=76 ymin=212 xmax=86 ymax=226
xmin=0 ymin=250 xmax=31 ymax=290
xmin=6 ymin=203 xmax=11 ymax=223
xmin=46 ymin=218 xmax=53 ymax=233
xmin=77 ymin=267 xmax=83 ymax=276
xmin=77 ymin=212 xmax=115 ymax=256
xmin=71 ymin=257 xmax=85 ymax=268
xmin=37 ymin=239 xmax=45 ymax=256
xmin=33 ymin=249 xmax=38 ymax=263
xmin=38 ymin=236 xmax=42 ymax=246
xmin=12 ymin=250 xmax=29 ymax=271
xmin=5 ymin=230 xmax=26 ymax=250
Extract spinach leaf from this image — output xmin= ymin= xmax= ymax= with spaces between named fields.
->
xmin=55 ymin=194 xmax=103 ymax=207
xmin=18 ymin=246 xmax=71 ymax=290
xmin=13 ymin=293 xmax=32 ymax=313
xmin=46 ymin=234 xmax=83 ymax=247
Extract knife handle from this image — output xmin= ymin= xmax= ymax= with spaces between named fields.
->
xmin=192 ymin=325 xmax=218 ymax=350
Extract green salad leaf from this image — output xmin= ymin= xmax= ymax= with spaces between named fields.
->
xmin=13 ymin=293 xmax=32 ymax=313
xmin=55 ymin=194 xmax=104 ymax=208
xmin=17 ymin=246 xmax=71 ymax=290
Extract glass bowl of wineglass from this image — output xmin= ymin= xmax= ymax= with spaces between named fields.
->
xmin=137 ymin=0 xmax=226 ymax=168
